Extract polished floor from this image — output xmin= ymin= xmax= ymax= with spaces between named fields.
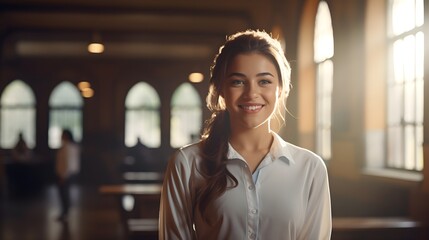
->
xmin=1 ymin=183 xmax=127 ymax=240
xmin=2 ymin=182 xmax=427 ymax=240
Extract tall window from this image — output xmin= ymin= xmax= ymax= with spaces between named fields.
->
xmin=0 ymin=80 xmax=36 ymax=148
xmin=49 ymin=81 xmax=83 ymax=148
xmin=387 ymin=0 xmax=424 ymax=171
xmin=125 ymin=82 xmax=161 ymax=148
xmin=314 ymin=1 xmax=334 ymax=160
xmin=170 ymin=83 xmax=202 ymax=148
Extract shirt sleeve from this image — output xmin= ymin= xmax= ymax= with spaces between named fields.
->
xmin=299 ymin=159 xmax=332 ymax=240
xmin=159 ymin=149 xmax=196 ymax=240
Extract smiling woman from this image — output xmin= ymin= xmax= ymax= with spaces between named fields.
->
xmin=159 ymin=30 xmax=332 ymax=240
xmin=222 ymin=53 xmax=281 ymax=134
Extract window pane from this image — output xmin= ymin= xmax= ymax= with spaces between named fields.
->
xmin=322 ymin=128 xmax=331 ymax=160
xmin=171 ymin=83 xmax=202 ymax=107
xmin=392 ymin=0 xmax=415 ymax=35
xmin=404 ymin=125 xmax=416 ymax=170
xmin=1 ymin=80 xmax=35 ymax=105
xmin=170 ymin=83 xmax=202 ymax=148
xmin=49 ymin=109 xmax=82 ymax=148
xmin=387 ymin=126 xmax=403 ymax=168
xmin=403 ymin=82 xmax=415 ymax=122
xmin=415 ymin=32 xmax=424 ymax=78
xmin=125 ymin=82 xmax=160 ymax=108
xmin=388 ymin=85 xmax=403 ymax=125
xmin=49 ymin=82 xmax=83 ymax=107
xmin=49 ymin=81 xmax=83 ymax=148
xmin=416 ymin=79 xmax=424 ymax=123
xmin=316 ymin=60 xmax=333 ymax=160
xmin=403 ymin=35 xmax=416 ymax=82
xmin=314 ymin=1 xmax=334 ymax=160
xmin=393 ymin=39 xmax=405 ymax=83
xmin=314 ymin=1 xmax=334 ymax=62
xmin=387 ymin=0 xmax=423 ymax=171
xmin=125 ymin=109 xmax=160 ymax=148
xmin=125 ymin=82 xmax=160 ymax=148
xmin=0 ymin=80 xmax=36 ymax=148
xmin=416 ymin=125 xmax=423 ymax=170
xmin=415 ymin=0 xmax=424 ymax=27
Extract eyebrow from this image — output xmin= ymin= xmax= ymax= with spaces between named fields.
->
xmin=227 ymin=72 xmax=275 ymax=78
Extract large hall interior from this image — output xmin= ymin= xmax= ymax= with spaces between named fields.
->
xmin=1 ymin=0 xmax=429 ymax=239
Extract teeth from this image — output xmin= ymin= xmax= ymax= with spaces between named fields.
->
xmin=242 ymin=105 xmax=261 ymax=111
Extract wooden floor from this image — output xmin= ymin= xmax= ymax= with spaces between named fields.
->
xmin=1 ymin=183 xmax=127 ymax=240
xmin=2 ymin=182 xmax=427 ymax=240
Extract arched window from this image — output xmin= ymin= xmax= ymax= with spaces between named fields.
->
xmin=49 ymin=81 xmax=83 ymax=148
xmin=387 ymin=0 xmax=424 ymax=170
xmin=314 ymin=0 xmax=334 ymax=160
xmin=125 ymin=82 xmax=161 ymax=148
xmin=0 ymin=80 xmax=36 ymax=148
xmin=170 ymin=83 xmax=202 ymax=148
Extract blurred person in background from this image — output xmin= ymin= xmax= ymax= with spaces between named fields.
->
xmin=55 ymin=129 xmax=80 ymax=221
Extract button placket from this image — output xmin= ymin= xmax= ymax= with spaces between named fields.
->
xmin=244 ymin=164 xmax=259 ymax=240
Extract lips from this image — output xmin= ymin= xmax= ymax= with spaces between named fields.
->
xmin=239 ymin=104 xmax=263 ymax=112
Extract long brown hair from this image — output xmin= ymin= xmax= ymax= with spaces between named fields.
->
xmin=197 ymin=30 xmax=291 ymax=221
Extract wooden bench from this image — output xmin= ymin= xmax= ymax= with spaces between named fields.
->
xmin=123 ymin=171 xmax=164 ymax=183
xmin=332 ymin=217 xmax=427 ymax=240
xmin=127 ymin=218 xmax=158 ymax=240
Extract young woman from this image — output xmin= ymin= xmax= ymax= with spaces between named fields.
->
xmin=55 ymin=129 xmax=80 ymax=221
xmin=159 ymin=30 xmax=331 ymax=239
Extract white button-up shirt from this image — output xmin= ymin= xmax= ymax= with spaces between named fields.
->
xmin=159 ymin=132 xmax=331 ymax=240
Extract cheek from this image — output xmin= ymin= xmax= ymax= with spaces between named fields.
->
xmin=223 ymin=89 xmax=238 ymax=102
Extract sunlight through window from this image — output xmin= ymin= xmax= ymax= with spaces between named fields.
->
xmin=387 ymin=0 xmax=424 ymax=171
xmin=49 ymin=81 xmax=83 ymax=148
xmin=0 ymin=80 xmax=36 ymax=148
xmin=125 ymin=82 xmax=161 ymax=148
xmin=314 ymin=1 xmax=334 ymax=161
xmin=170 ymin=83 xmax=202 ymax=148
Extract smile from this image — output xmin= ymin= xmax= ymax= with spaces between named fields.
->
xmin=239 ymin=104 xmax=263 ymax=112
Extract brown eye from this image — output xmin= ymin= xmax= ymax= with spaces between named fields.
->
xmin=231 ymin=80 xmax=244 ymax=86
xmin=259 ymin=80 xmax=271 ymax=85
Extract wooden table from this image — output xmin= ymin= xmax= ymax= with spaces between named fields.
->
xmin=99 ymin=183 xmax=162 ymax=196
xmin=99 ymin=183 xmax=162 ymax=239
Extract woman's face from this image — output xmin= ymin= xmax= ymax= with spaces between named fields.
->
xmin=221 ymin=53 xmax=280 ymax=131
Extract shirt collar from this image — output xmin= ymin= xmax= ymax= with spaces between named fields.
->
xmin=226 ymin=132 xmax=295 ymax=165
xmin=271 ymin=132 xmax=295 ymax=165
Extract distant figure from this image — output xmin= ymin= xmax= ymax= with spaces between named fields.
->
xmin=55 ymin=129 xmax=80 ymax=221
xmin=123 ymin=137 xmax=154 ymax=171
xmin=11 ymin=132 xmax=32 ymax=162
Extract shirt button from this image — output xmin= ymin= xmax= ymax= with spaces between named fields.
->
xmin=249 ymin=233 xmax=256 ymax=239
xmin=251 ymin=209 xmax=257 ymax=214
xmin=248 ymin=185 xmax=254 ymax=190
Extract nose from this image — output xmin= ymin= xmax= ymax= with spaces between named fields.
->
xmin=243 ymin=82 xmax=259 ymax=99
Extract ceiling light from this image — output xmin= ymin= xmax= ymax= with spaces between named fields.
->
xmin=88 ymin=32 xmax=104 ymax=54
xmin=88 ymin=43 xmax=104 ymax=54
xmin=188 ymin=72 xmax=204 ymax=83
xmin=78 ymin=81 xmax=91 ymax=90
xmin=81 ymin=88 xmax=94 ymax=98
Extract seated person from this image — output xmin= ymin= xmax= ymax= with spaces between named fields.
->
xmin=11 ymin=133 xmax=32 ymax=162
